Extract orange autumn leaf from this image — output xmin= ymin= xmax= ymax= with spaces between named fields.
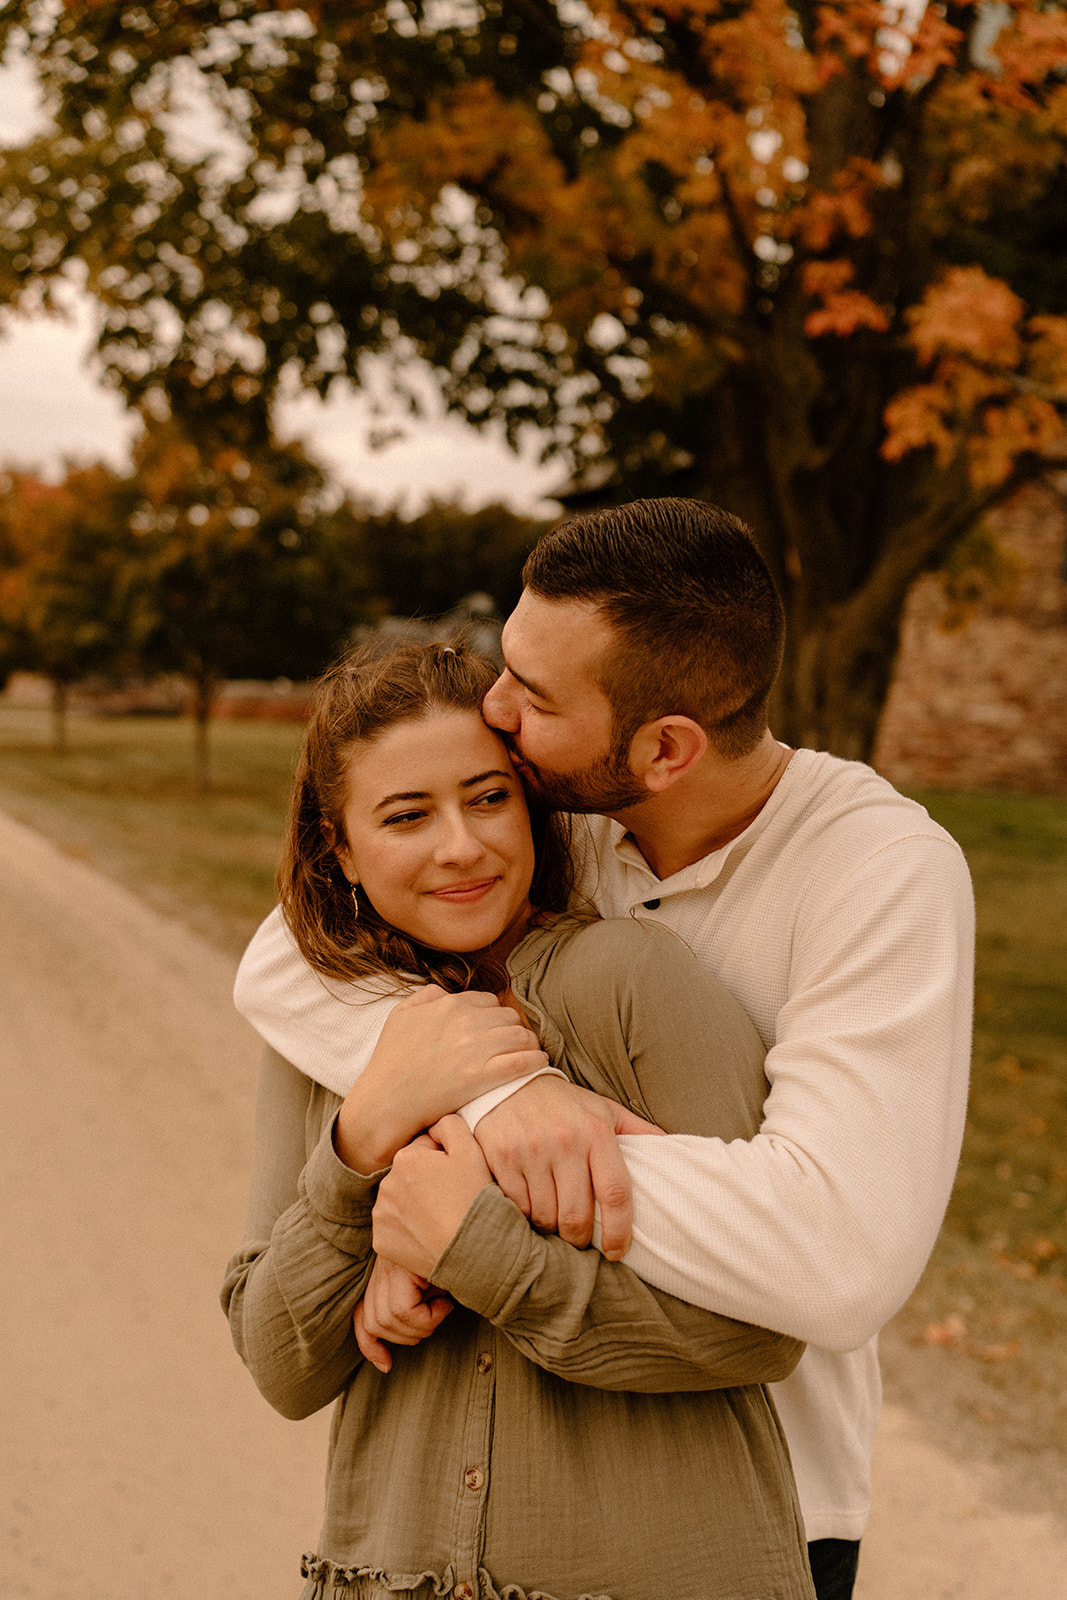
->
xmin=796 ymin=159 xmax=882 ymax=251
xmin=882 ymin=384 xmax=956 ymax=466
xmin=967 ymin=395 xmax=1063 ymax=487
xmin=801 ymin=258 xmax=855 ymax=297
xmin=1028 ymin=315 xmax=1067 ymax=389
xmin=906 ymin=267 xmax=1025 ymax=368
xmin=805 ymin=290 xmax=891 ymax=338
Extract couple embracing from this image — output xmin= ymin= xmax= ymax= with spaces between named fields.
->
xmin=223 ymin=497 xmax=974 ymax=1600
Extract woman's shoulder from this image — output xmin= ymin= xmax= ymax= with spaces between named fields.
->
xmin=511 ymin=912 xmax=696 ymax=981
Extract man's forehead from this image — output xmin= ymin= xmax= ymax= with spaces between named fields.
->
xmin=501 ymin=592 xmax=611 ymax=691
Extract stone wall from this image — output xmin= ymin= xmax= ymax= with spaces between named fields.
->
xmin=874 ymin=478 xmax=1067 ymax=795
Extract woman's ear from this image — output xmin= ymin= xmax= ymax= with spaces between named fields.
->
xmin=628 ymin=716 xmax=707 ymax=793
xmin=322 ymin=817 xmax=358 ymax=885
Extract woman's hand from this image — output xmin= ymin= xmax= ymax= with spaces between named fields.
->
xmin=372 ymin=1116 xmax=493 ymax=1278
xmin=334 ymin=985 xmax=547 ymax=1175
xmin=354 ymin=1257 xmax=454 ymax=1374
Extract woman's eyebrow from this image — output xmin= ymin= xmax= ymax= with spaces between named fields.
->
xmin=373 ymin=771 xmax=512 ymax=812
xmin=460 ymin=769 xmax=514 ymax=789
xmin=373 ymin=789 xmax=430 ymax=812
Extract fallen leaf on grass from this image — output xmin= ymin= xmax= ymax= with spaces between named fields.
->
xmin=979 ymin=1340 xmax=1021 ymax=1362
xmin=1029 ymin=1236 xmax=1061 ymax=1262
xmin=923 ymin=1314 xmax=967 ymax=1345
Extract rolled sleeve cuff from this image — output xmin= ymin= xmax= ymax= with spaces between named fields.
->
xmin=431 ymin=1184 xmax=541 ymax=1318
xmin=300 ymin=1113 xmax=388 ymax=1253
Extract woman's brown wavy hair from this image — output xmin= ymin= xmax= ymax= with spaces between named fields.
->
xmin=279 ymin=638 xmax=575 ymax=994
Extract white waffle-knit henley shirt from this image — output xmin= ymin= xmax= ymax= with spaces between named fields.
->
xmin=233 ymin=748 xmax=975 ymax=1542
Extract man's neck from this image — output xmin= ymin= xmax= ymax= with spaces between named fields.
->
xmin=612 ymin=733 xmax=795 ymax=881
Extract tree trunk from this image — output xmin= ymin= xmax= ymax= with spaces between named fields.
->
xmin=49 ymin=678 xmax=69 ymax=756
xmin=189 ymin=672 xmax=217 ymax=794
xmin=773 ymin=598 xmax=906 ymax=762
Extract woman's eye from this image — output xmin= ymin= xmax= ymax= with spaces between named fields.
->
xmin=382 ymin=810 xmax=425 ymax=827
xmin=475 ymin=788 xmax=511 ymax=808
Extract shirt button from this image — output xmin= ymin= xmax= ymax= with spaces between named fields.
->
xmin=476 ymin=1352 xmax=493 ymax=1375
xmin=453 ymin=1586 xmax=474 ymax=1600
xmin=463 ymin=1467 xmax=485 ymax=1491
xmin=643 ymin=898 xmax=660 ymax=909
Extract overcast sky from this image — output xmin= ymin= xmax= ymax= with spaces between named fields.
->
xmin=0 ymin=54 xmax=564 ymax=513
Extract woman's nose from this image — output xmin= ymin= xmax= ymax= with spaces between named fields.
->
xmin=435 ymin=813 xmax=486 ymax=865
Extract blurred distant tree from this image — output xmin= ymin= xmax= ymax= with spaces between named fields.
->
xmin=359 ymin=499 xmax=548 ymax=620
xmin=0 ymin=464 xmax=138 ymax=751
xmin=124 ymin=420 xmax=362 ymax=788
xmin=1 ymin=2 xmax=1067 ymax=755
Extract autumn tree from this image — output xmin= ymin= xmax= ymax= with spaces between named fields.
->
xmin=2 ymin=1 xmax=1066 ymax=755
xmin=123 ymin=420 xmax=363 ymax=788
xmin=0 ymin=464 xmax=140 ymax=751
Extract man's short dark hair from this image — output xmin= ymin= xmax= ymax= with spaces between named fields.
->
xmin=522 ymin=498 xmax=785 ymax=759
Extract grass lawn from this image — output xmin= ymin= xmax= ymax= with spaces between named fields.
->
xmin=877 ymin=789 xmax=1067 ymax=1515
xmin=2 ymin=702 xmax=1064 ymax=1503
xmin=0 ymin=703 xmax=304 ymax=955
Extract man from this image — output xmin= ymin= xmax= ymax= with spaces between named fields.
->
xmin=236 ymin=498 xmax=974 ymax=1600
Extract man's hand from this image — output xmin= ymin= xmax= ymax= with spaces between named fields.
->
xmin=335 ymin=985 xmax=547 ymax=1175
xmin=354 ymin=1257 xmax=454 ymax=1374
xmin=372 ymin=1116 xmax=494 ymax=1278
xmin=474 ymin=1076 xmax=664 ymax=1260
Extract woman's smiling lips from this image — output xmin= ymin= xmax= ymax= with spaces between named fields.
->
xmin=427 ymin=877 xmax=500 ymax=903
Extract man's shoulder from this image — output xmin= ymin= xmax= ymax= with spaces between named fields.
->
xmin=777 ymin=748 xmax=961 ymax=855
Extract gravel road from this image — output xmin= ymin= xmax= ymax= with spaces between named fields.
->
xmin=2 ymin=805 xmax=1065 ymax=1599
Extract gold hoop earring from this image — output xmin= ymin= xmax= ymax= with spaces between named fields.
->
xmin=350 ymin=884 xmax=360 ymax=921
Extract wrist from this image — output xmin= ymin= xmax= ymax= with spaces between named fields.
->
xmin=334 ymin=1096 xmax=407 ymax=1175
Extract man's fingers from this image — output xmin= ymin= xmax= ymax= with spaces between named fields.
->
xmin=491 ymin=1158 xmax=532 ymax=1219
xmin=524 ymin=1162 xmax=561 ymax=1239
xmin=353 ymin=1304 xmax=392 ymax=1373
xmin=553 ymin=1167 xmax=596 ymax=1249
xmin=611 ymin=1103 xmax=666 ymax=1137
xmin=588 ymin=1137 xmax=634 ymax=1262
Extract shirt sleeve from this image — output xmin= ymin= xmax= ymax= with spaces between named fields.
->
xmin=432 ymin=1183 xmax=804 ymax=1393
xmin=233 ymin=906 xmax=401 ymax=1099
xmin=220 ymin=1047 xmax=382 ymax=1420
xmin=603 ymin=834 xmax=975 ymax=1350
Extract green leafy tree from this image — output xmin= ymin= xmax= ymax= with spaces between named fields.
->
xmin=358 ymin=499 xmax=548 ymax=621
xmin=0 ymin=464 xmax=139 ymax=751
xmin=2 ymin=1 xmax=1067 ymax=755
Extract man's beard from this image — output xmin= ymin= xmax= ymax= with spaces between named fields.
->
xmin=506 ymin=739 xmax=648 ymax=815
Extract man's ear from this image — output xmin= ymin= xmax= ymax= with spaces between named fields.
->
xmin=628 ymin=716 xmax=707 ymax=793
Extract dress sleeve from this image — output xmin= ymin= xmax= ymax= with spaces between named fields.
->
xmin=431 ymin=1183 xmax=803 ymax=1393
xmin=220 ymin=1047 xmax=382 ymax=1420
xmin=428 ymin=918 xmax=801 ymax=1395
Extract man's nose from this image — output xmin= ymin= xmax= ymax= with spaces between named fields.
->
xmin=483 ymin=673 xmax=519 ymax=732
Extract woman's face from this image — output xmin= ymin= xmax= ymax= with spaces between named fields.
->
xmin=333 ymin=708 xmax=536 ymax=958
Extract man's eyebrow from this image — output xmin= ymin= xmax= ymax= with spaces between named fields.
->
xmin=505 ymin=662 xmax=554 ymax=704
xmin=373 ymin=770 xmax=513 ymax=812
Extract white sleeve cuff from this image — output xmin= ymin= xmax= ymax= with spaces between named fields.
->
xmin=458 ymin=1066 xmax=569 ymax=1133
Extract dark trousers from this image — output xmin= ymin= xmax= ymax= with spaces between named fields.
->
xmin=807 ymin=1539 xmax=861 ymax=1600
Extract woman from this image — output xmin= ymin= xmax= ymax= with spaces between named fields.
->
xmin=222 ymin=640 xmax=815 ymax=1600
